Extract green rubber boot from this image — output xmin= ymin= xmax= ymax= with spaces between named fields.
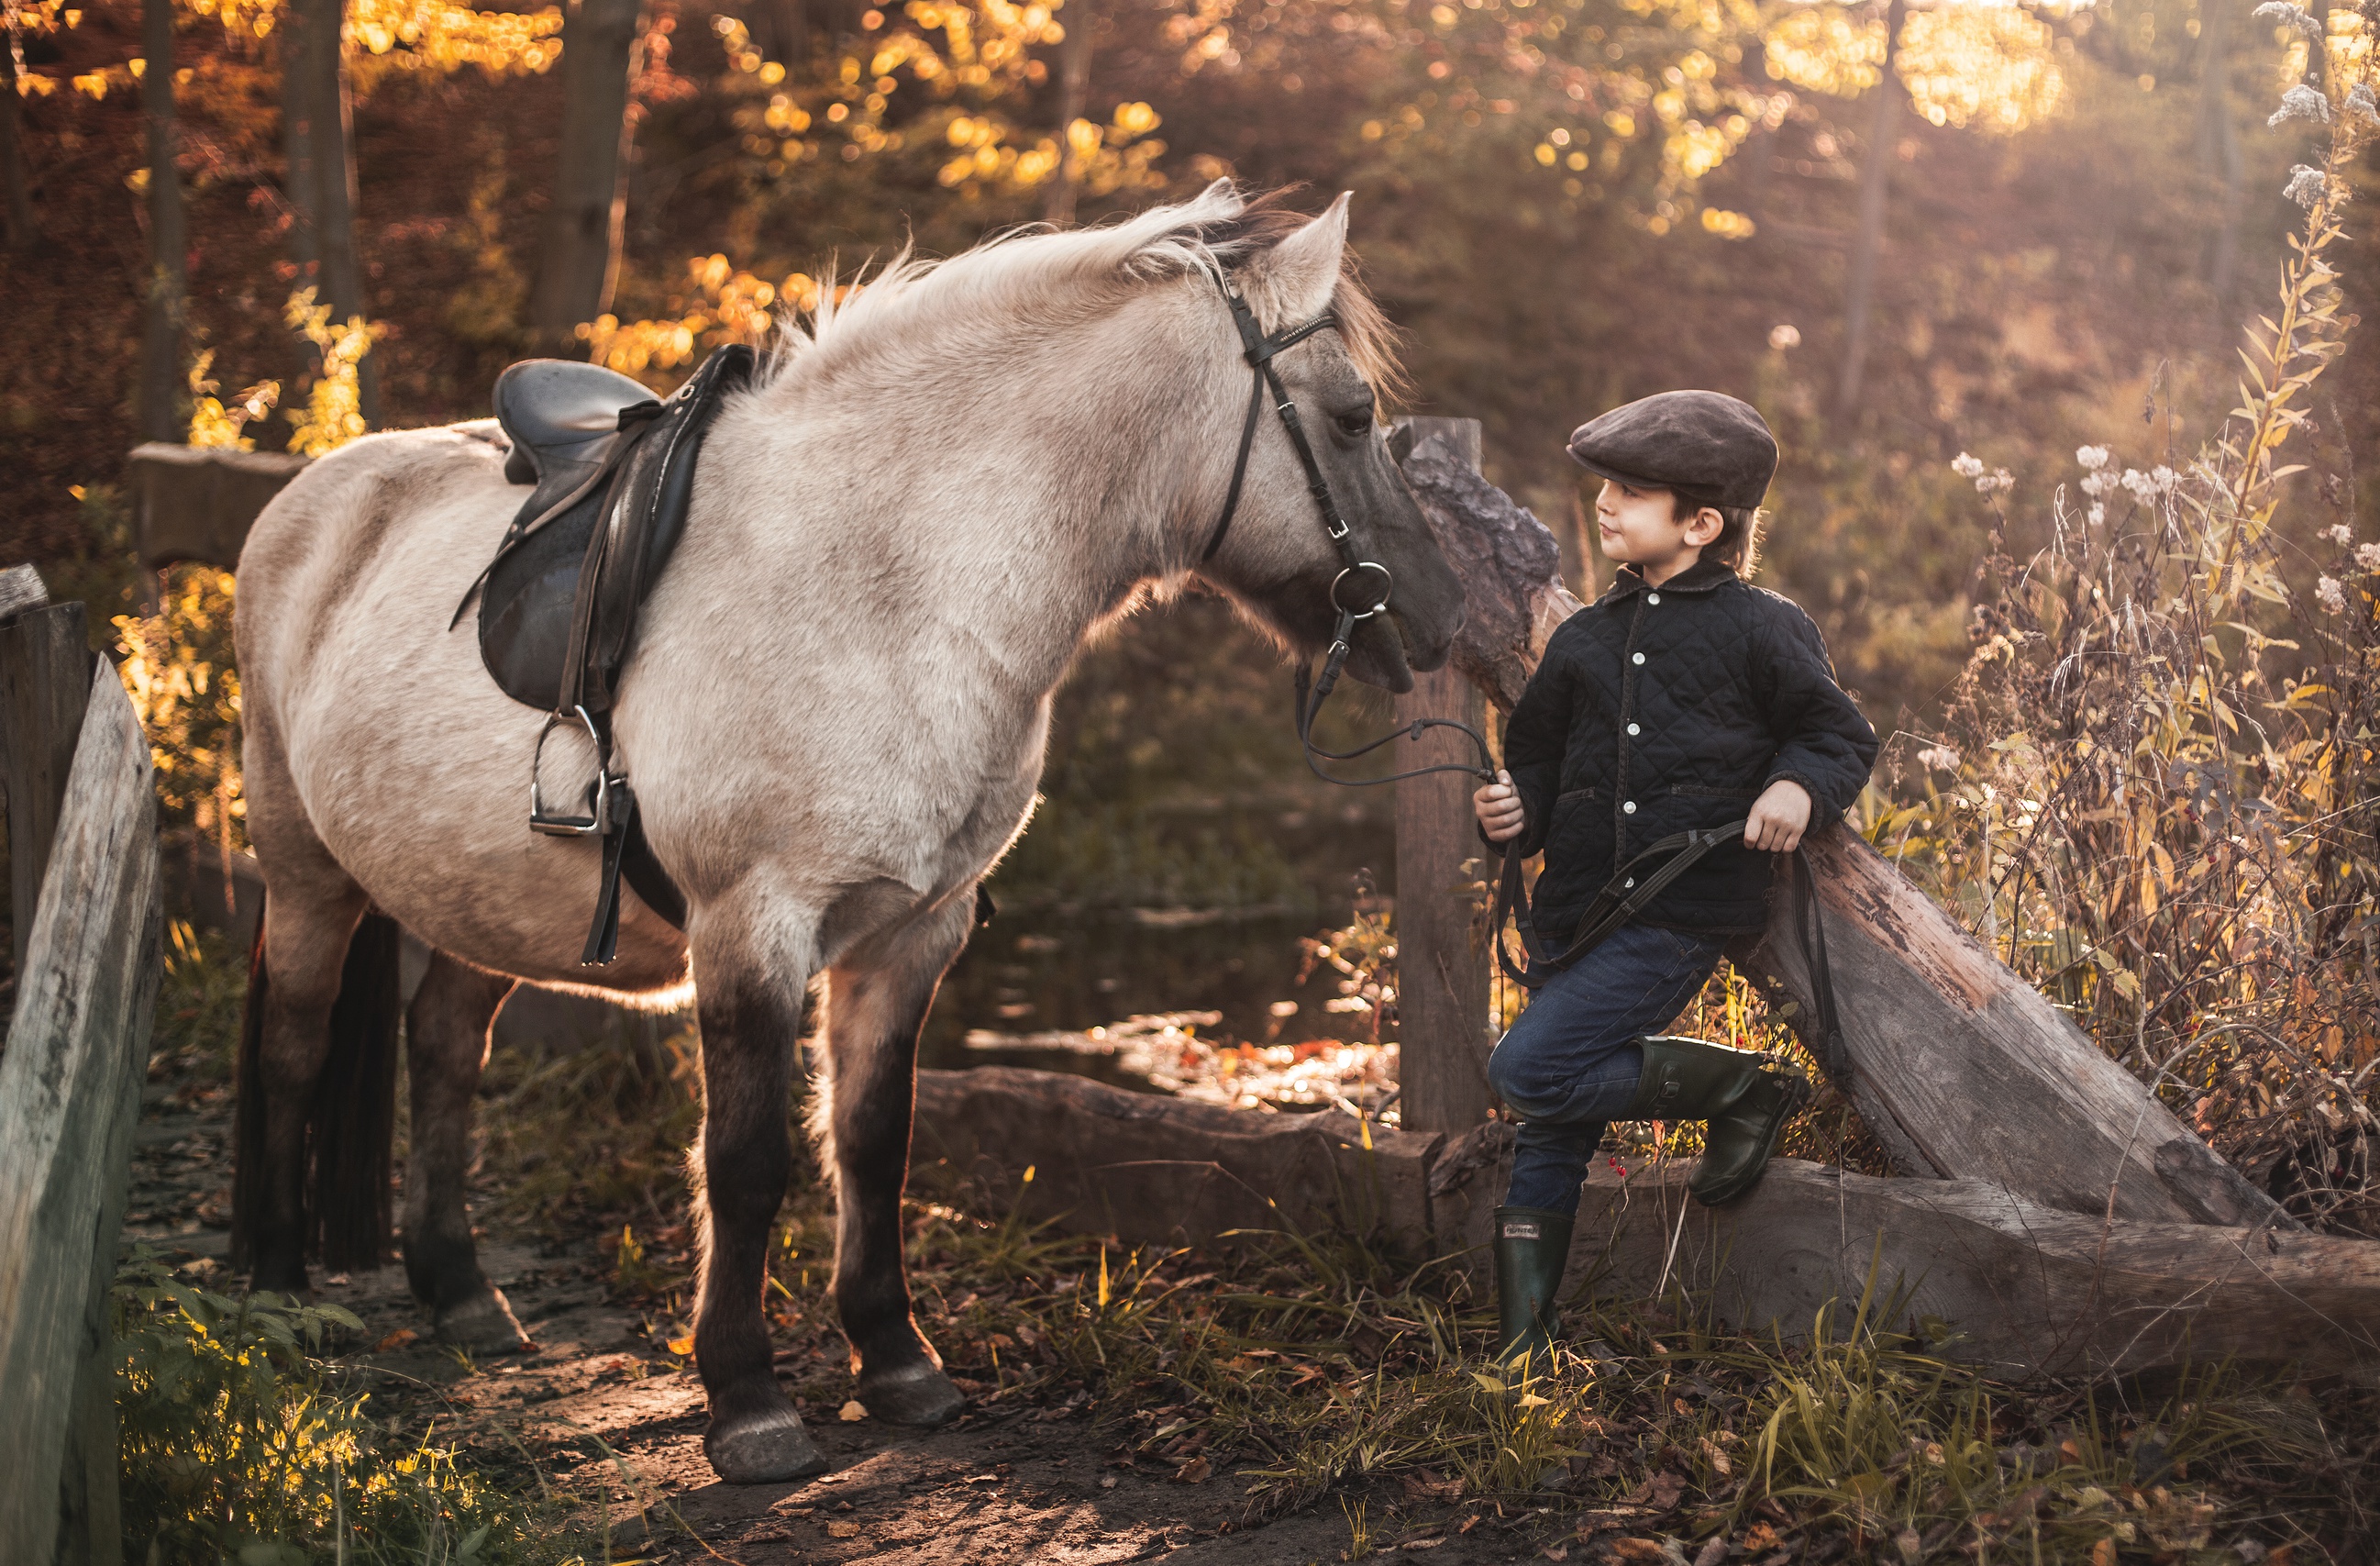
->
xmin=1493 ymin=1205 xmax=1574 ymax=1371
xmin=1626 ymin=1036 xmax=1810 ymax=1208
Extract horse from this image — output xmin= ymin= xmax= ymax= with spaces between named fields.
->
xmin=228 ymin=180 xmax=1467 ymax=1484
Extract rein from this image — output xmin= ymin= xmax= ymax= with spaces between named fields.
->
xmin=1207 ymin=270 xmax=1845 ymax=1077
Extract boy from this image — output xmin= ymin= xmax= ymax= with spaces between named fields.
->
xmin=1471 ymin=390 xmax=1877 ymax=1364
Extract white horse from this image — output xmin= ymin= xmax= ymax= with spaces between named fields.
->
xmin=229 ymin=182 xmax=1466 ymax=1483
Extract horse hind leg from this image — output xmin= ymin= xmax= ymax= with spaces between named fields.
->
xmin=231 ymin=870 xmax=374 ymax=1294
xmin=403 ymin=952 xmax=527 ymax=1349
xmin=819 ymin=894 xmax=974 ymax=1429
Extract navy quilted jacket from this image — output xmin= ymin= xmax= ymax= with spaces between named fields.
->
xmin=1498 ymin=557 xmax=1879 ymax=937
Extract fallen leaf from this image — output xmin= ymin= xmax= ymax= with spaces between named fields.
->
xmin=1099 ymin=1476 xmax=1118 ymax=1489
xmin=1174 ymin=1456 xmax=1212 ymax=1483
xmin=838 ymin=1400 xmax=869 ymax=1422
xmin=373 ymin=1328 xmax=418 ymax=1352
xmin=827 ymin=1520 xmax=860 ymax=1539
xmin=1694 ymin=1538 xmax=1729 ymax=1566
xmin=1897 ymin=1527 xmax=1923 ymax=1565
xmin=667 ymin=1335 xmax=693 ymax=1356
xmin=2267 ymin=1548 xmax=2296 ymax=1566
xmin=1541 ymin=1548 xmax=1570 ymax=1561
xmin=2090 ymin=1540 xmax=2116 ymax=1566
xmin=1699 ymin=1437 xmax=1732 ymax=1479
xmin=1609 ymin=1539 xmax=1670 ymax=1565
xmin=1400 ymin=1542 xmax=1444 ymax=1553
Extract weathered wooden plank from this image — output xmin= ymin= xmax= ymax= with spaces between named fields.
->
xmin=1556 ymin=1158 xmax=2377 ymax=1381
xmin=1 ymin=599 xmax=94 ymax=977
xmin=0 ymin=666 xmax=164 ymax=1566
xmin=912 ymin=1066 xmax=1443 ymax=1257
xmin=1414 ymin=461 xmax=2290 ymax=1229
xmin=1736 ymin=838 xmax=2284 ymax=1226
xmin=1392 ymin=418 xmax=1497 ymax=1137
xmin=0 ymin=565 xmax=46 ymax=625
xmin=128 ymin=440 xmax=308 ymax=572
xmin=912 ymin=1070 xmax=2380 ymax=1381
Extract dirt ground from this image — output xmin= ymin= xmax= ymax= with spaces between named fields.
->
xmin=124 ymin=1074 xmax=1583 ymax=1566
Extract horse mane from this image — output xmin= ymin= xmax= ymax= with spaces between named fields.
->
xmin=755 ymin=183 xmax=1407 ymax=402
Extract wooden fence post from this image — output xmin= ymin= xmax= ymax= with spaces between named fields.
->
xmin=1392 ymin=417 xmax=1495 ymax=1137
xmin=0 ymin=571 xmax=163 ymax=1566
xmin=1 ymin=572 xmax=93 ymax=976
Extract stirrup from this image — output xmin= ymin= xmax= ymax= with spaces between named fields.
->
xmin=529 ymin=707 xmax=616 ymax=837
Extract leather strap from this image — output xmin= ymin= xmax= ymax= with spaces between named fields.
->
xmin=1493 ymin=819 xmax=1747 ymax=988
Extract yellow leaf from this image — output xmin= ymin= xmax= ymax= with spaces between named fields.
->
xmin=839 ymin=1399 xmax=869 ymax=1421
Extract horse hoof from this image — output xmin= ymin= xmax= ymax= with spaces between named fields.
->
xmin=859 ymin=1361 xmax=966 ymax=1427
xmin=705 ymin=1409 xmax=830 ymax=1484
xmin=436 ymin=1288 xmax=532 ymax=1352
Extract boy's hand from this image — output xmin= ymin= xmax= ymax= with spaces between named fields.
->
xmin=1745 ymin=778 xmax=1813 ymax=853
xmin=1474 ymin=771 xmax=1526 ymax=843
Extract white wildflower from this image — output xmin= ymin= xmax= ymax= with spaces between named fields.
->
xmin=2351 ymin=83 xmax=2380 ymax=125
xmin=2150 ymin=465 xmax=2175 ymax=492
xmin=2284 ymin=165 xmax=2329 ymax=209
xmin=2270 ymin=84 xmax=2331 ymax=128
xmin=1988 ymin=468 xmax=2014 ymax=494
xmin=2120 ymin=468 xmax=2161 ymax=502
xmin=2358 ymin=542 xmax=2380 ymax=574
xmin=2080 ymin=469 xmax=2119 ymax=498
xmin=2326 ymin=523 xmax=2355 ymax=545
xmin=2253 ymin=0 xmax=2324 ymax=37
xmin=2076 ymin=445 xmax=2110 ymax=472
xmin=2087 ymin=503 xmax=2107 ymax=527
xmin=1916 ymin=744 xmax=1960 ymax=772
xmin=1952 ymin=452 xmax=1986 ymax=480
xmin=2318 ymin=574 xmax=2347 ymax=614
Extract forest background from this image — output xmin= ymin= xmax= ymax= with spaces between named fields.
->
xmin=6 ymin=0 xmax=2378 ymax=922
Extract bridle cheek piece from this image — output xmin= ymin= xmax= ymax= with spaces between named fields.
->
xmin=1201 ymin=271 xmax=1490 ymax=790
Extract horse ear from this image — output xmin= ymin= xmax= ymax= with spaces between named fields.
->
xmin=1255 ymin=192 xmax=1350 ymax=324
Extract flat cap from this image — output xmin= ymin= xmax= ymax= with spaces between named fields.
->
xmin=1566 ymin=391 xmax=1777 ymax=511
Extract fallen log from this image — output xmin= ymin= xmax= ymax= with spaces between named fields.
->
xmin=1396 ymin=430 xmax=2287 ymax=1231
xmin=907 ymin=1067 xmax=2380 ymax=1380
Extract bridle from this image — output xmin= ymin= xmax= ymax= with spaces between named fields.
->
xmin=1201 ymin=271 xmax=1494 ymax=789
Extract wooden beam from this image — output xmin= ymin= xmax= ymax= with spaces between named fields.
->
xmin=128 ymin=442 xmax=308 ymax=573
xmin=1561 ymin=1157 xmax=2376 ymax=1382
xmin=908 ymin=1069 xmax=2380 ymax=1381
xmin=912 ymin=1066 xmax=1442 ymax=1258
xmin=1 ymin=595 xmax=94 ymax=977
xmin=1392 ymin=418 xmax=1495 ymax=1136
xmin=1405 ymin=458 xmax=2290 ymax=1229
xmin=0 ymin=662 xmax=162 ymax=1564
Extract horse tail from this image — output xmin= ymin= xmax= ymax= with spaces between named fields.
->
xmin=227 ymin=901 xmax=404 ymax=1275
xmin=229 ymin=893 xmax=271 ymax=1272
xmin=311 ymin=912 xmax=404 ymax=1274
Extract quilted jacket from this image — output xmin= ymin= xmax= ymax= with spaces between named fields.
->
xmin=1496 ymin=557 xmax=1879 ymax=938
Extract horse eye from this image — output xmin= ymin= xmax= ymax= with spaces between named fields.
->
xmin=1336 ymin=409 xmax=1374 ymax=438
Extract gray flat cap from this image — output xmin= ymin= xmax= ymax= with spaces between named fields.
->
xmin=1566 ymin=391 xmax=1777 ymax=511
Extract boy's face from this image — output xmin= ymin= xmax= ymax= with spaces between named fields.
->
xmin=1592 ymin=479 xmax=1721 ymax=582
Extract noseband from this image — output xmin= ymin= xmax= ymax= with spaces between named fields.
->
xmin=1203 ymin=272 xmax=1492 ymax=788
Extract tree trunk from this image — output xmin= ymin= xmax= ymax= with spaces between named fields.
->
xmin=528 ymin=0 xmax=643 ymax=355
xmin=751 ymin=0 xmax=810 ymax=63
xmin=2197 ymin=0 xmax=2244 ymax=318
xmin=1042 ymin=0 xmax=1092 ymax=225
xmin=138 ymin=0 xmax=189 ymax=445
xmin=1 ymin=32 xmax=38 ymax=251
xmin=1833 ymin=0 xmax=1904 ymax=421
xmin=286 ymin=0 xmax=379 ymax=425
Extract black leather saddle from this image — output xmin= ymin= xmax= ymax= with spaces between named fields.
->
xmin=459 ymin=342 xmax=756 ymax=963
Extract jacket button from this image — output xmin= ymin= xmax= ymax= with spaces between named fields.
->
xmin=1647 ymin=592 xmax=1661 ymax=605
xmin=1623 ymin=800 xmax=1637 ymax=814
xmin=1632 ymin=651 xmax=1645 ymax=665
xmin=1624 ymin=877 xmax=1636 ymax=889
xmin=1626 ymin=723 xmax=1640 ymax=736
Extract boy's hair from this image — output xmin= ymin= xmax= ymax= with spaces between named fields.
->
xmin=1676 ymin=494 xmax=1765 ymax=577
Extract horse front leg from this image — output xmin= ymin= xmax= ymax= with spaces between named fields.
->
xmin=402 ymin=952 xmax=526 ymax=1349
xmin=822 ymin=894 xmax=973 ymax=1427
xmin=691 ymin=959 xmax=826 ymax=1483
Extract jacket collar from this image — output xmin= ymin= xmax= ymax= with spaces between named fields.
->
xmin=1597 ymin=556 xmax=1737 ymax=605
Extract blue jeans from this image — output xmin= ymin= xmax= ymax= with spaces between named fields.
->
xmin=1487 ymin=922 xmax=1726 ymax=1216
